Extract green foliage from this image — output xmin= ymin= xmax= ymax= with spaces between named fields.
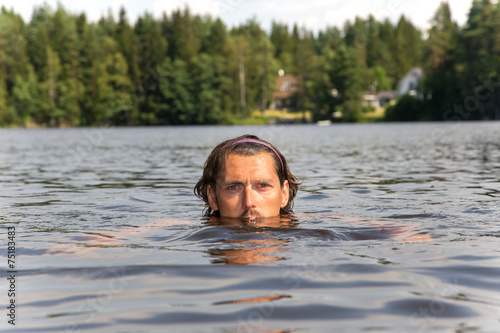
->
xmin=117 ymin=8 xmax=139 ymax=82
xmin=370 ymin=66 xmax=393 ymax=92
xmin=135 ymin=13 xmax=167 ymax=70
xmin=166 ymin=8 xmax=201 ymax=61
xmin=155 ymin=58 xmax=194 ymax=125
xmin=11 ymin=66 xmax=42 ymax=125
xmin=0 ymin=79 xmax=9 ymax=124
xmin=190 ymin=53 xmax=228 ymax=123
xmin=393 ymin=16 xmax=423 ymax=81
xmin=422 ymin=2 xmax=460 ymax=121
xmin=2 ymin=1 xmax=500 ymax=126
xmin=385 ymin=95 xmax=429 ymax=121
xmin=270 ymin=22 xmax=293 ymax=72
xmin=420 ymin=0 xmax=500 ymax=121
xmin=328 ymin=46 xmax=365 ymax=121
xmin=308 ymin=47 xmax=336 ymax=121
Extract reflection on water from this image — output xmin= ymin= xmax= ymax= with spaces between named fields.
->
xmin=204 ymin=217 xmax=294 ymax=265
xmin=194 ymin=216 xmax=432 ymax=264
xmin=1 ymin=123 xmax=500 ymax=332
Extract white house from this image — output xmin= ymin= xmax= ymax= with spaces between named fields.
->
xmin=396 ymin=67 xmax=423 ymax=97
xmin=360 ymin=68 xmax=423 ymax=107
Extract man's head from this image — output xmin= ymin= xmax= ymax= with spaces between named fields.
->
xmin=194 ymin=134 xmax=299 ymax=218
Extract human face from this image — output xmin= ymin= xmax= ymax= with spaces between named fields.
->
xmin=208 ymin=152 xmax=289 ymax=218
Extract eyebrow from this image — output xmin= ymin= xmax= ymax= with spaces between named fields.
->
xmin=220 ymin=180 xmax=244 ymax=186
xmin=220 ymin=178 xmax=276 ymax=186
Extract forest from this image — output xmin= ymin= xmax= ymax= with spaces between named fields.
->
xmin=0 ymin=0 xmax=499 ymax=127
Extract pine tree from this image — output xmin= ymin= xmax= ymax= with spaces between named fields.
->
xmin=169 ymin=8 xmax=201 ymax=61
xmin=11 ymin=65 xmax=42 ymax=125
xmin=117 ymin=8 xmax=139 ymax=83
xmin=270 ymin=22 xmax=293 ymax=73
xmin=52 ymin=5 xmax=81 ymax=125
xmin=206 ymin=19 xmax=228 ymax=56
xmin=41 ymin=46 xmax=63 ymax=126
xmin=93 ymin=37 xmax=133 ymax=123
xmin=0 ymin=76 xmax=8 ymax=125
xmin=458 ymin=0 xmax=498 ymax=119
xmin=308 ymin=46 xmax=336 ymax=120
xmin=329 ymin=45 xmax=365 ymax=121
xmin=423 ymin=2 xmax=460 ymax=120
xmin=316 ymin=27 xmax=343 ymax=55
xmin=26 ymin=6 xmax=49 ymax=82
xmin=394 ymin=16 xmax=423 ymax=80
xmin=135 ymin=12 xmax=168 ymax=70
xmin=156 ymin=58 xmax=194 ymax=124
xmin=190 ymin=53 xmax=223 ymax=123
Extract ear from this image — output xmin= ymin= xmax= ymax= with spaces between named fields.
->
xmin=280 ymin=180 xmax=289 ymax=208
xmin=207 ymin=185 xmax=219 ymax=211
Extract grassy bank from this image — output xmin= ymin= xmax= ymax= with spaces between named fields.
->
xmin=358 ymin=107 xmax=386 ymax=123
xmin=220 ymin=110 xmax=313 ymax=125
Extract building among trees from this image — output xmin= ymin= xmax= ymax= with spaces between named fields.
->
xmin=270 ymin=73 xmax=299 ymax=111
xmin=396 ymin=67 xmax=423 ymax=97
xmin=362 ymin=67 xmax=422 ymax=108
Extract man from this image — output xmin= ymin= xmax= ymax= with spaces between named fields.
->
xmin=194 ymin=134 xmax=300 ymax=219
xmin=49 ymin=136 xmax=428 ymax=258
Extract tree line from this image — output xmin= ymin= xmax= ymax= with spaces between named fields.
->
xmin=0 ymin=0 xmax=499 ymax=127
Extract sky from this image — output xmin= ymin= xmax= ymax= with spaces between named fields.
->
xmin=2 ymin=0 xmax=474 ymax=34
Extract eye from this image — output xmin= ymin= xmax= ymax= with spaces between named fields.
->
xmin=257 ymin=183 xmax=271 ymax=189
xmin=227 ymin=185 xmax=240 ymax=191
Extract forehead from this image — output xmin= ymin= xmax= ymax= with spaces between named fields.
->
xmin=219 ymin=152 xmax=278 ymax=180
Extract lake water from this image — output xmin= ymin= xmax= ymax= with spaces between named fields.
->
xmin=1 ymin=122 xmax=500 ymax=332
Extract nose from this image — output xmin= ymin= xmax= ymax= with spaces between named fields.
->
xmin=243 ymin=187 xmax=257 ymax=209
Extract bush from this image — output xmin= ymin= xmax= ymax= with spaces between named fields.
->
xmin=384 ymin=95 xmax=430 ymax=121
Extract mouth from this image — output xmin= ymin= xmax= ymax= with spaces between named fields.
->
xmin=240 ymin=210 xmax=263 ymax=219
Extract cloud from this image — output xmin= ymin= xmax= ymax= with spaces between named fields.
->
xmin=153 ymin=0 xmax=223 ymax=18
xmin=1 ymin=0 xmax=122 ymax=22
xmin=1 ymin=0 xmax=41 ymax=21
xmin=397 ymin=0 xmax=470 ymax=30
xmin=2 ymin=0 xmax=472 ymax=31
xmin=218 ymin=0 xmax=471 ymax=33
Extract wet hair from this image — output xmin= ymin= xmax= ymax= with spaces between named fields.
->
xmin=194 ymin=134 xmax=300 ymax=217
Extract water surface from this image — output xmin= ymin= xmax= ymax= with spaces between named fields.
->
xmin=1 ymin=122 xmax=499 ymax=332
